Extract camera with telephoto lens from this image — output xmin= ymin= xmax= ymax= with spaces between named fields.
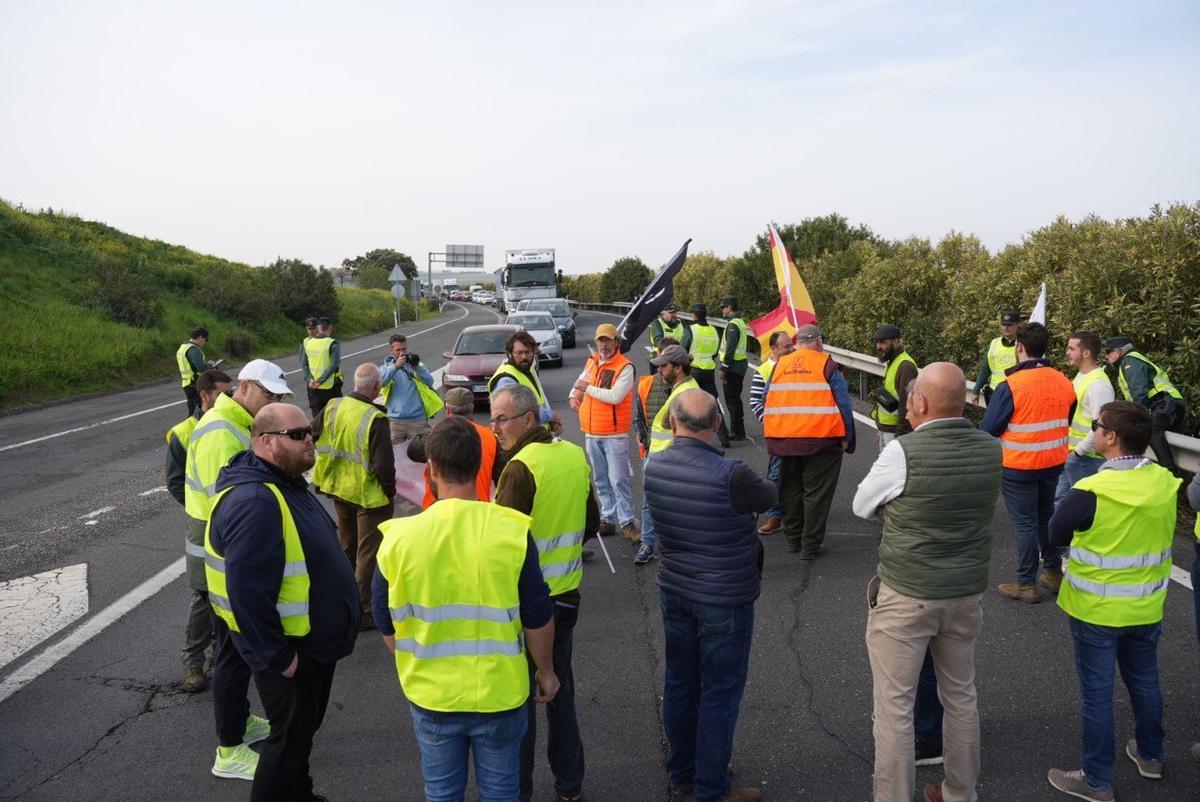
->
xmin=406 ymin=353 xmax=420 ymax=367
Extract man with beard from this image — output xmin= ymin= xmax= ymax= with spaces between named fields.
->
xmin=205 ymin=403 xmax=360 ymax=802
xmin=490 ymin=330 xmax=564 ymax=436
xmin=869 ymin=325 xmax=919 ymax=449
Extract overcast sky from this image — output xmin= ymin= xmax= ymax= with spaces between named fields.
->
xmin=2 ymin=1 xmax=1197 ymax=275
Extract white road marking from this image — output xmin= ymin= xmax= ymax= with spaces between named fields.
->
xmin=1171 ymin=563 xmax=1193 ymax=591
xmin=138 ymin=486 xmax=168 ymax=497
xmin=0 ymin=564 xmax=89 ymax=672
xmin=0 ymin=559 xmax=182 ymax=704
xmin=78 ymin=506 xmax=116 ymax=520
xmin=0 ymin=303 xmax=475 ymax=454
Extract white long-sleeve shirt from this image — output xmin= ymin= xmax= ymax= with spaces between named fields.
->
xmin=852 ymin=417 xmax=960 ymax=520
xmin=1072 ymin=367 xmax=1115 ymax=456
xmin=569 ymin=356 xmax=636 ymax=439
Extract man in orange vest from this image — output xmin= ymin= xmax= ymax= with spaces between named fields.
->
xmin=569 ymin=323 xmax=639 ymax=543
xmin=979 ymin=322 xmax=1077 ymax=603
xmin=763 ymin=324 xmax=856 ymax=559
xmin=415 ymin=386 xmax=501 ymax=507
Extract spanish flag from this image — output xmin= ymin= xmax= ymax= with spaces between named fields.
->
xmin=749 ymin=224 xmax=817 ymax=354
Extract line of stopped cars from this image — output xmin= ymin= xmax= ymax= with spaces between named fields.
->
xmin=440 ymin=300 xmax=579 ymax=405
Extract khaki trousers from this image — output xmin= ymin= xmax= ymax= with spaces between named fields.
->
xmin=389 ymin=419 xmax=430 ymax=445
xmin=333 ymin=498 xmax=394 ymax=611
xmin=865 ymin=578 xmax=983 ymax=802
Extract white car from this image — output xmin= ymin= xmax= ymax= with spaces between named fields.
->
xmin=505 ymin=312 xmax=562 ymax=368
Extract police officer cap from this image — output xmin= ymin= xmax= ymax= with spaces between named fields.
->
xmin=317 ymin=317 xmax=332 ymax=327
xmin=649 ymin=344 xmax=693 ymax=367
xmin=873 ymin=324 xmax=902 ymax=341
xmin=691 ymin=303 xmax=707 ymax=316
xmin=721 ymin=297 xmax=738 ymax=310
xmin=664 ymin=303 xmax=678 ymax=312
xmin=1102 ymin=335 xmax=1132 ymax=352
xmin=304 ymin=316 xmax=318 ymax=327
xmin=1000 ymin=310 xmax=1020 ymax=324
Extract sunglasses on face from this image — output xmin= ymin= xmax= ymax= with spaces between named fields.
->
xmin=254 ymin=382 xmax=286 ymax=402
xmin=263 ymin=426 xmax=314 ymax=441
xmin=1091 ymin=420 xmax=1110 ymax=432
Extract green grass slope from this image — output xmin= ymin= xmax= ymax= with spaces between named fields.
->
xmin=0 ymin=201 xmax=426 ymax=409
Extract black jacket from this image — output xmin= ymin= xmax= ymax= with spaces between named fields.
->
xmin=208 ymin=450 xmax=361 ymax=673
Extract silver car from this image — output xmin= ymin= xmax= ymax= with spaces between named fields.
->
xmin=505 ymin=312 xmax=563 ymax=368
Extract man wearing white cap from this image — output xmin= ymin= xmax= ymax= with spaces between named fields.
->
xmin=186 ymin=358 xmax=293 ymax=781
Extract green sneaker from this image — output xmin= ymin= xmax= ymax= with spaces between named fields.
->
xmin=242 ymin=714 xmax=271 ymax=745
xmin=211 ymin=743 xmax=258 ymax=780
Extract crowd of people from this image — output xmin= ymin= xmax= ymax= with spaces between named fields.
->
xmin=164 ymin=303 xmax=1198 ymax=802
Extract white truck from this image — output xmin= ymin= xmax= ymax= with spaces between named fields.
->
xmin=442 ymin=277 xmax=460 ymax=296
xmin=497 ymin=248 xmax=557 ymax=313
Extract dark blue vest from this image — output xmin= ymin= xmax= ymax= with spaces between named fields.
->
xmin=645 ymin=437 xmax=762 ymax=607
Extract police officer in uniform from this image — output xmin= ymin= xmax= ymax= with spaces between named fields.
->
xmin=303 ymin=317 xmax=342 ymax=417
xmin=869 ymin=324 xmax=919 ymax=449
xmin=684 ymin=303 xmax=731 ymax=447
xmin=649 ymin=304 xmax=686 ymax=353
xmin=970 ymin=310 xmax=1019 ymax=406
xmin=299 ymin=316 xmax=318 ymax=413
xmin=177 ymin=326 xmax=211 ymax=417
xmin=719 ymin=297 xmax=752 ymax=441
xmin=1103 ymin=336 xmax=1187 ymax=476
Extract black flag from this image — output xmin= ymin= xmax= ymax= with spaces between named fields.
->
xmin=617 ymin=239 xmax=692 ymax=354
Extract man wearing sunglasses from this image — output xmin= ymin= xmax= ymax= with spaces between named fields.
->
xmin=206 ymin=402 xmax=360 ymax=802
xmin=186 ymin=358 xmax=292 ymax=782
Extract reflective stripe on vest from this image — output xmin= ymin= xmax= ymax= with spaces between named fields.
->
xmin=204 ymin=483 xmax=312 ymax=636
xmin=688 ymin=324 xmax=719 ymax=370
xmin=376 ymin=499 xmax=531 ymax=712
xmin=720 ymin=317 xmax=749 ymax=362
xmin=304 ymin=337 xmax=337 ymax=390
xmin=506 ymin=440 xmax=591 ymax=594
xmin=166 ymin=416 xmax=198 ymax=449
xmin=763 ymin=349 xmax=845 ymax=439
xmin=1117 ymin=352 xmax=1182 ymax=402
xmin=578 ymin=351 xmax=633 ymax=435
xmin=177 ymin=342 xmax=200 ymax=387
xmin=1057 ymin=463 xmax=1181 ymax=626
xmin=986 ymin=337 xmax=1016 ymax=390
xmin=654 ymin=320 xmax=685 ymax=351
xmin=183 ymin=394 xmax=254 ymax=521
xmin=650 ymin=378 xmax=701 ymax=453
xmin=489 ymin=362 xmax=549 ymax=413
xmin=312 ymin=396 xmax=390 ymax=509
xmin=1000 ymin=367 xmax=1074 ymax=470
xmin=872 ymin=352 xmax=917 ymax=428
xmin=1068 ymin=367 xmax=1112 ymax=455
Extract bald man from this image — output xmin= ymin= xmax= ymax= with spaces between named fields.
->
xmin=853 ymin=364 xmax=1002 ymax=802
xmin=312 ymin=363 xmax=396 ymax=629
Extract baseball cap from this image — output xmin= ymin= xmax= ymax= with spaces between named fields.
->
xmin=304 ymin=316 xmax=318 ymax=327
xmin=595 ymin=323 xmax=619 ymax=340
xmin=795 ymin=324 xmax=823 ymax=341
xmin=238 ymin=359 xmax=292 ymax=397
xmin=444 ymin=387 xmax=474 ymax=408
xmin=649 ymin=344 xmax=693 ymax=366
xmin=873 ymin=324 xmax=902 ymax=341
xmin=1000 ymin=310 xmax=1020 ymax=325
xmin=1102 ymin=335 xmax=1132 ymax=352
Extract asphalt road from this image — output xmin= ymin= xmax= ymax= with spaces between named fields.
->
xmin=1 ymin=303 xmax=1198 ymax=801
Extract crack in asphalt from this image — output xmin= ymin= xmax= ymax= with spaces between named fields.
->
xmin=785 ymin=563 xmax=872 ymax=767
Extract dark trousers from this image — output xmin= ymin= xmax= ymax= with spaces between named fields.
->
xmin=251 ymin=655 xmax=336 ymax=802
xmin=1149 ymin=395 xmax=1186 ymax=474
xmin=333 ymin=498 xmax=393 ymax=615
xmin=1000 ymin=472 xmax=1063 ymax=586
xmin=914 ymin=648 xmax=943 ymax=747
xmin=183 ymin=383 xmax=201 ymax=418
xmin=778 ymin=447 xmax=844 ymax=554
xmin=1069 ymin=617 xmax=1164 ymax=790
xmin=182 ymin=589 xmax=214 ymax=669
xmin=1193 ymin=542 xmax=1200 ymax=646
xmin=308 ymin=379 xmax=343 ymax=418
xmin=721 ymin=369 xmax=746 ymax=438
xmin=692 ymin=369 xmax=730 ymax=441
xmin=661 ymin=589 xmax=754 ymax=802
xmin=520 ymin=601 xmax=584 ymax=802
xmin=212 ymin=614 xmax=254 ymax=747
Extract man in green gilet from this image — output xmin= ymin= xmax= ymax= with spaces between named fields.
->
xmin=854 ymin=363 xmax=1001 ymax=802
xmin=870 ymin=324 xmax=919 ymax=449
xmin=1045 ymin=401 xmax=1179 ymax=802
xmin=1103 ymin=335 xmax=1187 ymax=476
xmin=492 ymin=383 xmax=599 ymax=802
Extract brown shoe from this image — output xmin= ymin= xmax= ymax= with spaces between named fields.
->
xmin=923 ymin=782 xmax=944 ymax=802
xmin=1039 ymin=568 xmax=1064 ymax=593
xmin=757 ymin=516 xmax=781 ymax=535
xmin=182 ymin=665 xmax=209 ymax=693
xmin=998 ymin=582 xmax=1041 ymax=603
xmin=622 ymin=522 xmax=642 ymax=543
xmin=597 ymin=522 xmax=618 ymax=537
xmin=724 ymin=789 xmax=762 ymax=802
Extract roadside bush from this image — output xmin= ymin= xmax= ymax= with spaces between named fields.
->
xmin=225 ymin=331 xmax=253 ymax=359
xmin=268 ymin=258 xmax=339 ymax=324
xmin=88 ymin=255 xmax=163 ymax=328
xmin=196 ymin=265 xmax=273 ymax=326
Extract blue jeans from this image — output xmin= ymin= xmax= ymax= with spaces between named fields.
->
xmin=914 ymin=648 xmax=943 ymax=746
xmin=641 ymin=457 xmax=657 ymax=549
xmin=766 ymin=455 xmax=781 ymax=519
xmin=1053 ymin=453 xmax=1103 ymax=507
xmin=409 ymin=703 xmax=527 ymax=802
xmin=1193 ymin=542 xmax=1200 ymax=645
xmin=1068 ymin=617 xmax=1164 ymax=791
xmin=584 ymin=435 xmax=636 ymax=527
xmin=661 ymin=589 xmax=754 ymax=802
xmin=1001 ymin=472 xmax=1063 ymax=586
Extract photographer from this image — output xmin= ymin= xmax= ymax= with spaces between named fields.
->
xmin=379 ymin=334 xmax=436 ymax=446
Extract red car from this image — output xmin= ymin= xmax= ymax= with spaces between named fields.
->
xmin=441 ymin=324 xmax=524 ymax=405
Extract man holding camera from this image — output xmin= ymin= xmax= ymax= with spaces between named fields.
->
xmin=869 ymin=324 xmax=919 ymax=449
xmin=380 ymin=334 xmax=436 ymax=446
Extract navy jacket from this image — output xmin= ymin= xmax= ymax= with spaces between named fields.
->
xmin=209 ymin=450 xmax=361 ymax=673
xmin=645 ymin=436 xmax=777 ymax=607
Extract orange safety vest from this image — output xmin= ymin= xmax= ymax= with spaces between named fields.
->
xmin=579 ymin=351 xmax=634 ymax=436
xmin=1001 ymin=366 xmax=1076 ymax=470
xmin=421 ymin=418 xmax=498 ymax=507
xmin=635 ymin=374 xmax=654 ymax=458
xmin=763 ymin=349 xmax=846 ymax=439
